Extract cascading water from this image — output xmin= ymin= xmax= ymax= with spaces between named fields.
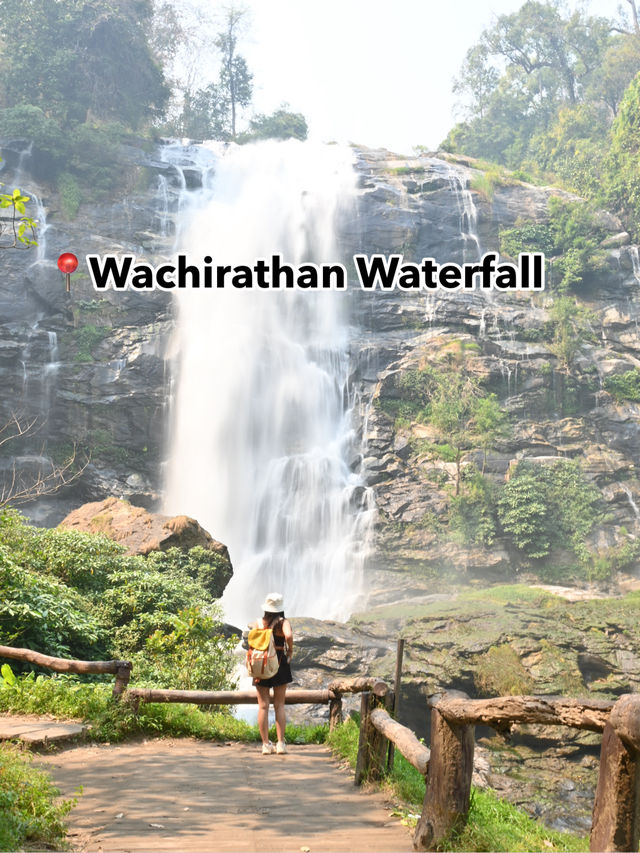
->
xmin=163 ymin=140 xmax=375 ymax=627
xmin=447 ymin=169 xmax=481 ymax=262
xmin=629 ymin=246 xmax=640 ymax=284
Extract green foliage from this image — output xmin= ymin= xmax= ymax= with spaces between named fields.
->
xmin=500 ymin=222 xmax=555 ymax=259
xmin=0 ymin=0 xmax=166 ymax=194
xmin=606 ymin=72 xmax=640 ymax=229
xmin=56 ymin=172 xmax=81 ymax=219
xmin=0 ymin=510 xmax=235 ymax=690
xmin=449 ymin=470 xmax=496 ymax=546
xmin=176 ymin=7 xmax=252 ymax=141
xmin=133 ymin=606 xmax=237 ymax=690
xmin=548 ymin=295 xmax=596 ymax=369
xmin=0 ymin=543 xmax=107 ymax=660
xmin=501 ymin=199 xmax=606 ymax=294
xmin=604 ymin=369 xmax=640 ymax=401
xmin=0 ymin=183 xmax=37 ymax=248
xmin=239 ymin=108 xmax=308 ymax=143
xmin=0 ymin=743 xmax=73 ymax=851
xmin=497 ymin=459 xmax=601 ymax=560
xmin=474 ymin=643 xmax=535 ymax=696
xmin=72 ymin=323 xmax=108 ymax=362
xmin=0 ymin=0 xmax=168 ymax=128
xmin=469 ymin=164 xmax=509 ymax=200
xmin=444 ymin=2 xmax=640 ymax=232
xmin=97 ymin=562 xmax=211 ymax=657
xmin=144 ymin=546 xmax=232 ymax=599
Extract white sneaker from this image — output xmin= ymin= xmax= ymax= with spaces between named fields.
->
xmin=276 ymin=741 xmax=287 ymax=755
xmin=262 ymin=741 xmax=275 ymax=754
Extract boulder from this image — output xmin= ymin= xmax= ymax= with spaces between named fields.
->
xmin=59 ymin=496 xmax=231 ymax=560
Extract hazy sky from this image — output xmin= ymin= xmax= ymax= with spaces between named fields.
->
xmin=192 ymin=0 xmax=627 ymax=154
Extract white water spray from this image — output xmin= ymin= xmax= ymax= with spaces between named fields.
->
xmin=163 ymin=140 xmax=375 ymax=627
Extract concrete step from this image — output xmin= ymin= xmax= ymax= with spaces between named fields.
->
xmin=0 ymin=714 xmax=89 ymax=746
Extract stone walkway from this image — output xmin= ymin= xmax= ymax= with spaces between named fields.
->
xmin=37 ymin=738 xmax=414 ymax=852
xmin=0 ymin=716 xmax=414 ymax=852
xmin=0 ymin=712 xmax=88 ymax=745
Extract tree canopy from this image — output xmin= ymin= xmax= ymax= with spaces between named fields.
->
xmin=444 ymin=0 xmax=640 ymax=232
xmin=0 ymin=0 xmax=169 ymax=127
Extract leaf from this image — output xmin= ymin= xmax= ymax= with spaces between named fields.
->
xmin=1 ymin=663 xmax=16 ymax=686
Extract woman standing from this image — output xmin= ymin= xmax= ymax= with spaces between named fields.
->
xmin=252 ymin=593 xmax=293 ymax=754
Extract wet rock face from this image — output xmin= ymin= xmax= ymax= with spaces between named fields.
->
xmin=0 ymin=144 xmax=179 ymax=520
xmin=4 ymin=140 xmax=640 ymax=589
xmin=344 ymin=148 xmax=640 ymax=583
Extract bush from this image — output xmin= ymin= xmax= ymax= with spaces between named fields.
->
xmin=604 ymin=369 xmax=640 ymax=402
xmin=0 ymin=544 xmax=107 ymax=661
xmin=0 ymin=744 xmax=73 ymax=851
xmin=133 ymin=606 xmax=238 ymax=691
xmin=0 ymin=510 xmax=235 ymax=691
xmin=497 ymin=459 xmax=600 ymax=561
xmin=449 ymin=471 xmax=496 ymax=545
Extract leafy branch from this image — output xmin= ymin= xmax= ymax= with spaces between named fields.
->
xmin=0 ymin=186 xmax=37 ymax=249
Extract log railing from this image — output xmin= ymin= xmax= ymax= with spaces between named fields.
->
xmin=355 ymin=688 xmax=640 ymax=853
xmin=0 ymin=644 xmax=132 ymax=697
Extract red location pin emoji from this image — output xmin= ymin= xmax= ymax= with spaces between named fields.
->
xmin=57 ymin=252 xmax=79 ymax=293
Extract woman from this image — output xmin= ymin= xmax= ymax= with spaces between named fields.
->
xmin=251 ymin=592 xmax=293 ymax=755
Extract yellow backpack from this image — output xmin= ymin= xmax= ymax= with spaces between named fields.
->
xmin=246 ymin=619 xmax=281 ymax=680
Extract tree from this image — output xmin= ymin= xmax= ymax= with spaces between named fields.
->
xmin=446 ymin=1 xmax=612 ymax=165
xmin=214 ymin=5 xmax=253 ymax=141
xmin=177 ymin=5 xmax=252 ymax=141
xmin=548 ymin=295 xmax=595 ymax=371
xmin=0 ymin=414 xmax=86 ymax=508
xmin=427 ymin=369 xmax=508 ymax=494
xmin=605 ymin=71 xmax=640 ymax=226
xmin=239 ymin=108 xmax=308 ymax=143
xmin=0 ymin=0 xmax=169 ymax=127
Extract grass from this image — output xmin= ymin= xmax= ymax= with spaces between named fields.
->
xmin=0 ymin=744 xmax=74 ymax=851
xmin=0 ymin=672 xmax=327 ymax=745
xmin=327 ymin=718 xmax=588 ymax=852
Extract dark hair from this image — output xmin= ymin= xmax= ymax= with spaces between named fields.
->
xmin=263 ymin=610 xmax=285 ymax=626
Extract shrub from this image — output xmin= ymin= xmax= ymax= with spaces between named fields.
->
xmin=604 ymin=369 xmax=640 ymax=402
xmin=133 ymin=606 xmax=238 ymax=691
xmin=474 ymin=644 xmax=535 ymax=696
xmin=497 ymin=459 xmax=600 ymax=560
xmin=0 ymin=744 xmax=73 ymax=851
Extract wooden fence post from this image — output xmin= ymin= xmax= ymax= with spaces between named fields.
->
xmin=329 ymin=692 xmax=343 ymax=731
xmin=591 ymin=694 xmax=640 ymax=852
xmin=112 ymin=661 xmax=132 ymax=699
xmin=414 ymin=691 xmax=475 ymax=852
xmin=355 ymin=690 xmax=389 ymax=785
xmin=387 ymin=638 xmax=405 ymax=773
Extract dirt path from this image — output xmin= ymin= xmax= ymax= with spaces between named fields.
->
xmin=38 ymin=739 xmax=414 ymax=852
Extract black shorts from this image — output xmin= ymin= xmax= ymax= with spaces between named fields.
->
xmin=253 ymin=656 xmax=292 ymax=688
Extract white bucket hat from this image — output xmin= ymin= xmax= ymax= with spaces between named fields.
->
xmin=262 ymin=592 xmax=284 ymax=613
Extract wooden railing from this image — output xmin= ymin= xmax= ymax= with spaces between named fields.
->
xmin=0 ymin=644 xmax=132 ymax=696
xmin=356 ymin=687 xmax=640 ymax=853
xmin=124 ymin=675 xmax=390 ymax=722
xmin=3 ymin=643 xmax=639 ymax=851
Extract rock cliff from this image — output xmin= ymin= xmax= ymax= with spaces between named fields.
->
xmin=2 ymin=139 xmax=640 ymax=589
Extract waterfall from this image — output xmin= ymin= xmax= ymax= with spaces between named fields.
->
xmin=447 ymin=169 xmax=481 ymax=262
xmin=629 ymin=246 xmax=640 ymax=284
xmin=163 ymin=140 xmax=375 ymax=627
